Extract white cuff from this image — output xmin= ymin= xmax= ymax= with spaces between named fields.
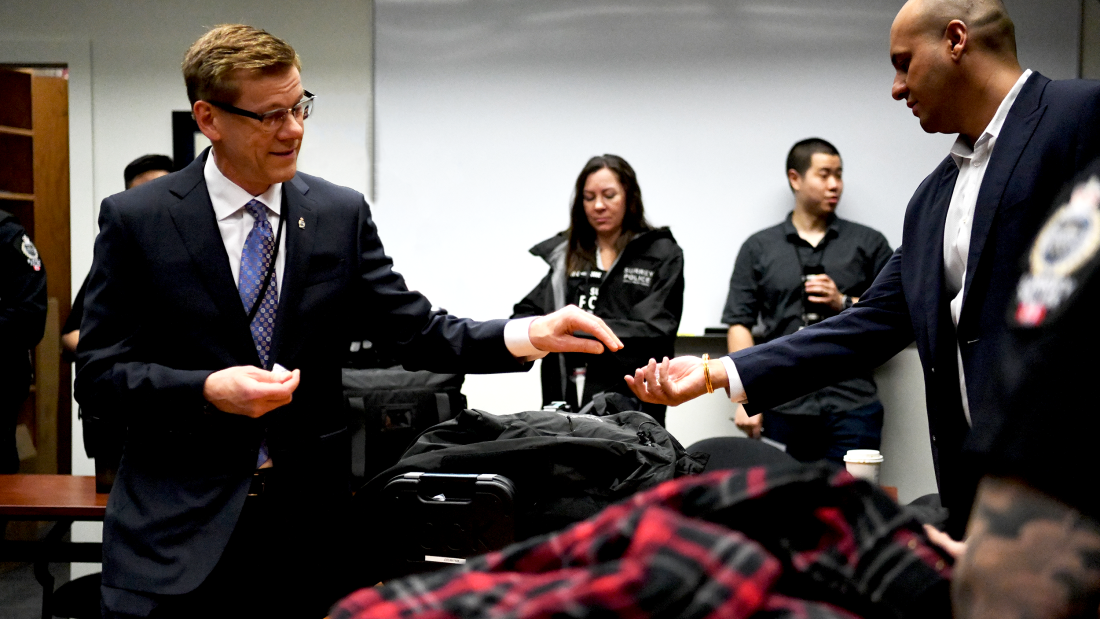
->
xmin=504 ymin=317 xmax=548 ymax=361
xmin=720 ymin=356 xmax=747 ymax=403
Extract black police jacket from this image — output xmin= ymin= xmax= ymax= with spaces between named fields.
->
xmin=0 ymin=209 xmax=47 ymax=376
xmin=978 ymin=158 xmax=1100 ymax=521
xmin=512 ymin=228 xmax=684 ymax=414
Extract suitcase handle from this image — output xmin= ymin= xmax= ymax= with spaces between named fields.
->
xmin=399 ymin=472 xmax=509 ymax=503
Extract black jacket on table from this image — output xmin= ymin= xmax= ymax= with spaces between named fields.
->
xmin=0 ymin=209 xmax=47 ymax=473
xmin=512 ymin=228 xmax=684 ymax=419
xmin=359 ymin=407 xmax=706 ymax=548
xmin=74 ymin=151 xmax=527 ymax=600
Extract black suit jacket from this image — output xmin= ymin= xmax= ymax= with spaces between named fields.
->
xmin=730 ymin=73 xmax=1100 ymax=533
xmin=75 ymin=151 xmax=525 ymax=595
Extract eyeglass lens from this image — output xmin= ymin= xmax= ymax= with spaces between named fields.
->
xmin=260 ymin=98 xmax=313 ymax=130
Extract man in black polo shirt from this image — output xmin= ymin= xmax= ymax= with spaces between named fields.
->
xmin=722 ymin=138 xmax=892 ymax=462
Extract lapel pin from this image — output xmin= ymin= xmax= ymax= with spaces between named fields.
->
xmin=298 ymin=217 xmax=306 ymax=229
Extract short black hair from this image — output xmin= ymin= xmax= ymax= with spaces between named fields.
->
xmin=124 ymin=154 xmax=174 ymax=189
xmin=785 ymin=138 xmax=840 ymax=180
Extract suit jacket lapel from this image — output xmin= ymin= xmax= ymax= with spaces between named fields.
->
xmin=962 ymin=73 xmax=1048 ymax=310
xmin=167 ymin=156 xmax=259 ymax=363
xmin=269 ymin=174 xmax=317 ymax=365
xmin=919 ymin=162 xmax=958 ymax=362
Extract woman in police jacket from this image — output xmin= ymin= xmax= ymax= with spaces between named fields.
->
xmin=513 ymin=155 xmax=683 ymax=424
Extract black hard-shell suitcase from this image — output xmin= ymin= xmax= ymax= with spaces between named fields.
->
xmin=380 ymin=472 xmax=515 ymax=577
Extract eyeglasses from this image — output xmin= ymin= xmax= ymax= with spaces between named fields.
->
xmin=207 ymin=91 xmax=315 ymax=132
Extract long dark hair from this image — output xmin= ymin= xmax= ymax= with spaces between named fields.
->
xmin=566 ymin=154 xmax=652 ymax=273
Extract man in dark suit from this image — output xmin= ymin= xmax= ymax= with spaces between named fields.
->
xmin=626 ymin=0 xmax=1100 ymax=537
xmin=75 ymin=25 xmax=620 ymax=619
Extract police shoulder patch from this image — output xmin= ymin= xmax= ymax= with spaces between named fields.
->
xmin=1014 ymin=175 xmax=1100 ymax=327
xmin=622 ymin=267 xmax=654 ymax=287
xmin=20 ymin=234 xmax=42 ymax=272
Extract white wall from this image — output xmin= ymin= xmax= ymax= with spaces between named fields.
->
xmin=0 ymin=0 xmax=372 ymax=579
xmin=373 ymin=0 xmax=1081 ymax=502
xmin=374 ymin=0 xmax=1079 ymax=328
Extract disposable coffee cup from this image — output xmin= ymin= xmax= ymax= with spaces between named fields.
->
xmin=843 ymin=449 xmax=884 ymax=484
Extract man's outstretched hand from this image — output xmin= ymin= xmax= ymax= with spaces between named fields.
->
xmin=529 ymin=305 xmax=623 ymax=354
xmin=625 ymin=355 xmax=728 ymax=406
xmin=203 ymin=365 xmax=300 ymax=418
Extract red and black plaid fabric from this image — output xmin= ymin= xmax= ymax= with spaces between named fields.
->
xmin=332 ymin=462 xmax=952 ymax=619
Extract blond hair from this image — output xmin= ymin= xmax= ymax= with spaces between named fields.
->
xmin=182 ymin=24 xmax=301 ymax=106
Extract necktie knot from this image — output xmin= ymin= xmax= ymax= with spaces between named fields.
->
xmin=245 ymin=199 xmax=267 ymax=223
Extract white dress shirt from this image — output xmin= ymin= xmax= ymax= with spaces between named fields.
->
xmin=722 ymin=70 xmax=1033 ymax=411
xmin=942 ymin=69 xmax=1031 ymax=425
xmin=203 ymin=151 xmax=545 ymax=361
xmin=204 ymin=152 xmax=287 ymax=299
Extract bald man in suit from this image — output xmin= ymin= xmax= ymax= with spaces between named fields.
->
xmin=626 ymin=0 xmax=1100 ymax=538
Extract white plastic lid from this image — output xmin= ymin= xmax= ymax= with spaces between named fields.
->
xmin=843 ymin=449 xmax=884 ymax=464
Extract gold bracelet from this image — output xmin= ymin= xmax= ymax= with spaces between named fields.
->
xmin=702 ymin=353 xmax=714 ymax=393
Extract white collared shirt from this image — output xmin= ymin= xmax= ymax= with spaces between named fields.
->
xmin=202 ymin=150 xmax=545 ymax=360
xmin=204 ymin=152 xmax=287 ymax=300
xmin=943 ymin=69 xmax=1031 ymax=425
xmin=721 ymin=70 xmax=1033 ymax=410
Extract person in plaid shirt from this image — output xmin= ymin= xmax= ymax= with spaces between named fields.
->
xmin=333 ymin=462 xmax=952 ymax=619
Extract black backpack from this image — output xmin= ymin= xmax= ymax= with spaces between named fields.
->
xmin=343 ymin=366 xmax=466 ymax=487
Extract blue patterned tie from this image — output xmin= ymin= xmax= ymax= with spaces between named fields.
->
xmin=240 ymin=199 xmax=279 ymax=369
xmin=241 ymin=200 xmax=278 ymax=468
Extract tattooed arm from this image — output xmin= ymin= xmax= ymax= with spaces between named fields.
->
xmin=953 ymin=476 xmax=1100 ymax=619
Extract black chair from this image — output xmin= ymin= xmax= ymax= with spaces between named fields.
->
xmin=687 ymin=436 xmax=798 ymax=471
xmin=688 ymin=438 xmax=949 ymax=527
xmin=906 ymin=493 xmax=949 ymax=528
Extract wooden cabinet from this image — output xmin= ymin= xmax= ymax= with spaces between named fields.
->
xmin=0 ymin=67 xmax=71 ymax=474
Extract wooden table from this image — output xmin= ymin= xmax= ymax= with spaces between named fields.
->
xmin=0 ymin=475 xmax=108 ymax=619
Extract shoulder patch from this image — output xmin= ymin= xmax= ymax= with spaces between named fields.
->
xmin=1014 ymin=175 xmax=1100 ymax=327
xmin=20 ymin=234 xmax=42 ymax=271
xmin=622 ymin=267 xmax=654 ymax=287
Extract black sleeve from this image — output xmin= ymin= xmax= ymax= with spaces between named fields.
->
xmin=869 ymin=233 xmax=894 ymax=283
xmin=851 ymin=232 xmax=894 ymax=298
xmin=0 ymin=219 xmax=48 ymax=351
xmin=721 ymin=238 xmax=760 ymax=327
xmin=511 ymin=271 xmax=552 ymax=319
xmin=981 ymin=158 xmax=1100 ymax=520
xmin=986 ymin=273 xmax=1100 ymax=518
